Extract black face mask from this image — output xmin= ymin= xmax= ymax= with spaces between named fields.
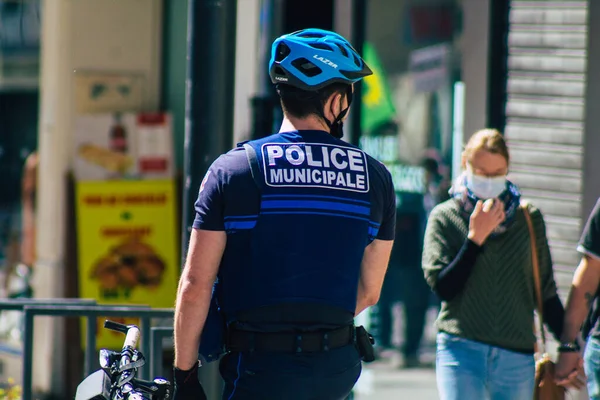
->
xmin=323 ymin=87 xmax=353 ymax=139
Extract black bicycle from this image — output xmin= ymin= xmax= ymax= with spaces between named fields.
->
xmin=75 ymin=320 xmax=172 ymax=400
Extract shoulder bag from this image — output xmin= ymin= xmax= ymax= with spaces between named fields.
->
xmin=521 ymin=201 xmax=565 ymax=400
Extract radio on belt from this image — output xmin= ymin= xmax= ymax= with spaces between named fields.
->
xmin=262 ymin=142 xmax=370 ymax=193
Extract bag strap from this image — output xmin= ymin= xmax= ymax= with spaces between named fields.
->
xmin=521 ymin=200 xmax=547 ymax=351
xmin=243 ymin=143 xmax=265 ymax=190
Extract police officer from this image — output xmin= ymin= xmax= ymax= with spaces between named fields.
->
xmin=173 ymin=28 xmax=396 ymax=400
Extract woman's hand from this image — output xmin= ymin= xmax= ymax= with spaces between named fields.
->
xmin=467 ymin=199 xmax=505 ymax=246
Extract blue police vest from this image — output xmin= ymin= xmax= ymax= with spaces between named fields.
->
xmin=198 ymin=130 xmax=383 ymax=362
xmin=218 ymin=131 xmax=378 ymax=319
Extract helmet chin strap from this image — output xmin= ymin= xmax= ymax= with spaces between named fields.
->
xmin=323 ymin=108 xmax=348 ymax=139
xmin=321 ymin=86 xmax=353 ymax=139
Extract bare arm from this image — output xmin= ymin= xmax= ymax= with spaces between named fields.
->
xmin=174 ymin=229 xmax=226 ymax=370
xmin=21 ymin=152 xmax=38 ymax=266
xmin=561 ymin=254 xmax=600 ymax=342
xmin=355 ymin=239 xmax=393 ymax=315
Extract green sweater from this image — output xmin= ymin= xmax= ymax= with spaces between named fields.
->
xmin=422 ymin=199 xmax=558 ymax=352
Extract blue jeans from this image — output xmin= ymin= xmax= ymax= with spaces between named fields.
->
xmin=436 ymin=332 xmax=535 ymax=400
xmin=585 ymin=336 xmax=600 ymax=400
xmin=219 ymin=344 xmax=361 ymax=399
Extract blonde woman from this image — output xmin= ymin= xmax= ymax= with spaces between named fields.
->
xmin=422 ymin=129 xmax=565 ymax=399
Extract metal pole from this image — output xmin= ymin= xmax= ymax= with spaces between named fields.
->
xmin=181 ymin=0 xmax=237 ymax=258
xmin=85 ymin=316 xmax=98 ymax=377
xmin=251 ymin=0 xmax=285 ymax=139
xmin=182 ymin=0 xmax=237 ymax=398
xmin=22 ymin=309 xmax=35 ymax=400
xmin=150 ymin=327 xmax=174 ymax=379
xmin=348 ymin=4 xmax=367 ymax=398
xmin=349 ymin=0 xmax=367 ymax=147
xmin=151 ymin=327 xmax=164 ymax=379
xmin=140 ymin=317 xmax=151 ymax=380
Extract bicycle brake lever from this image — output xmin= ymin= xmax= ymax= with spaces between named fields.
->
xmin=99 ymin=349 xmax=121 ymax=372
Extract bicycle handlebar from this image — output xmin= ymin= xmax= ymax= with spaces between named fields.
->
xmin=123 ymin=326 xmax=141 ymax=349
xmin=103 ymin=320 xmax=144 ymax=399
xmin=77 ymin=321 xmax=169 ymax=400
xmin=103 ymin=320 xmax=141 ymax=349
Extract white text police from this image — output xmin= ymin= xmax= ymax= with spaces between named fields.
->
xmin=261 ymin=143 xmax=370 ymax=192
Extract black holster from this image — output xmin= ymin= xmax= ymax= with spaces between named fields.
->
xmin=355 ymin=325 xmax=375 ymax=362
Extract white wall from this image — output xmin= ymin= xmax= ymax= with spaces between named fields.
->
xmin=233 ymin=0 xmax=260 ymax=144
xmin=35 ymin=0 xmax=163 ymax=394
xmin=459 ymin=0 xmax=491 ymax=140
xmin=70 ymin=0 xmax=163 ymax=111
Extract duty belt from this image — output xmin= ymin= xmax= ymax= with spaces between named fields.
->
xmin=226 ymin=325 xmax=354 ymax=353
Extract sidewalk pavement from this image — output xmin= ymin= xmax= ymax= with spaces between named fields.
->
xmin=352 ymin=305 xmax=439 ymax=399
xmin=354 ymin=361 xmax=439 ymax=400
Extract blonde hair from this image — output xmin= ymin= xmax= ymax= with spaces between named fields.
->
xmin=463 ymin=128 xmax=510 ymax=166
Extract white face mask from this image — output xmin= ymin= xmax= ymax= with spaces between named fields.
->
xmin=466 ymin=171 xmax=507 ymax=199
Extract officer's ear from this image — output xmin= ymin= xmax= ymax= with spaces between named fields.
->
xmin=326 ymin=92 xmax=343 ymax=118
xmin=321 ymin=92 xmax=335 ymax=122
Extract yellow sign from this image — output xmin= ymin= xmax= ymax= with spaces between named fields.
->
xmin=75 ymin=179 xmax=179 ymax=349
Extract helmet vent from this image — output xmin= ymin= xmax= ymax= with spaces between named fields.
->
xmin=335 ymin=43 xmax=349 ymax=57
xmin=291 ymin=57 xmax=322 ymax=77
xmin=353 ymin=54 xmax=361 ymax=68
xmin=298 ymin=32 xmax=325 ymax=39
xmin=274 ymin=66 xmax=286 ymax=76
xmin=275 ymin=43 xmax=291 ymax=62
xmin=308 ymin=43 xmax=333 ymax=51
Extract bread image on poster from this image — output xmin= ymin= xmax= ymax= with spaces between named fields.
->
xmin=78 ymin=143 xmax=134 ymax=174
xmin=89 ymin=237 xmax=166 ymax=292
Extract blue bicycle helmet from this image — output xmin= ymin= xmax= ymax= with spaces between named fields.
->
xmin=269 ymin=28 xmax=373 ymax=91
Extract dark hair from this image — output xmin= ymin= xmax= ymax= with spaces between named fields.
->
xmin=421 ymin=157 xmax=439 ymax=175
xmin=371 ymin=120 xmax=399 ymax=136
xmin=277 ymin=83 xmax=351 ymax=119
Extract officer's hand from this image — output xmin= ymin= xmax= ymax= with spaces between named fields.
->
xmin=173 ymin=363 xmax=208 ymax=400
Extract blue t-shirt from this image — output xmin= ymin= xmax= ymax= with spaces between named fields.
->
xmin=193 ymin=131 xmax=395 ymax=239
xmin=578 ymin=198 xmax=600 ymax=338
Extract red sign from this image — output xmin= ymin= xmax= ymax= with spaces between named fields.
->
xmin=406 ymin=5 xmax=458 ymax=45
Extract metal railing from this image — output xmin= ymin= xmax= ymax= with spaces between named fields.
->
xmin=1 ymin=299 xmax=356 ymax=400
xmin=0 ymin=299 xmax=174 ymax=400
xmin=149 ymin=327 xmax=174 ymax=380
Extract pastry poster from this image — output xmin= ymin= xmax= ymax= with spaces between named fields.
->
xmin=75 ymin=179 xmax=179 ymax=349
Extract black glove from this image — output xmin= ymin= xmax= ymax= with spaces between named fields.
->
xmin=173 ymin=362 xmax=207 ymax=400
